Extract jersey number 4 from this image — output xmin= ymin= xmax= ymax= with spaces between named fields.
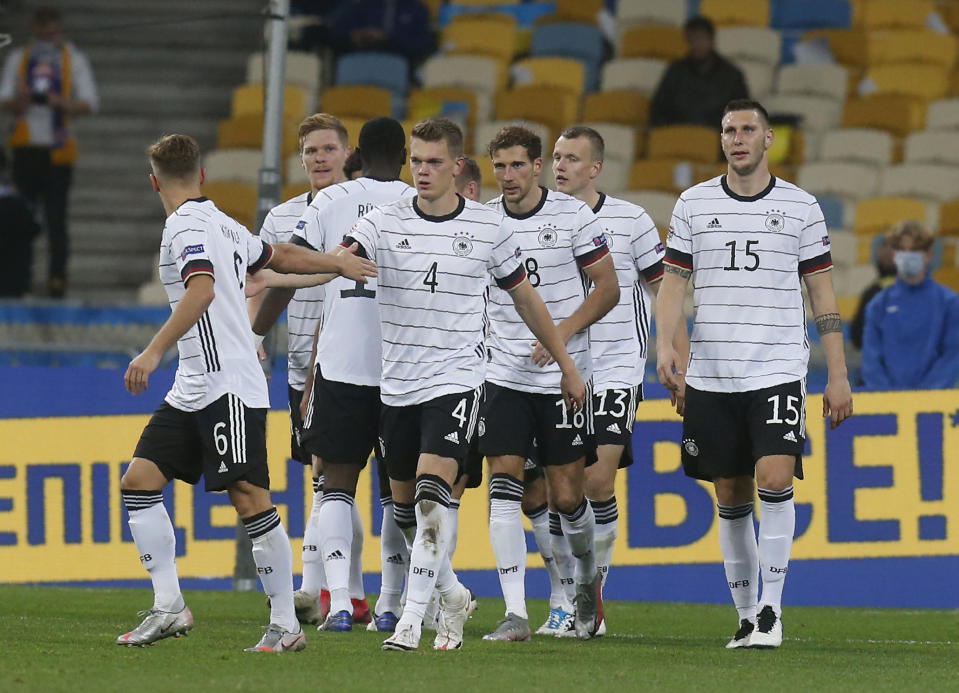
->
xmin=423 ymin=261 xmax=439 ymax=293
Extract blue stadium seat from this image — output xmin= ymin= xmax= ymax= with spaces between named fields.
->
xmin=771 ymin=0 xmax=851 ymax=30
xmin=530 ymin=23 xmax=604 ymax=92
xmin=817 ymin=195 xmax=844 ymax=230
xmin=335 ymin=52 xmax=409 ymax=118
xmin=438 ymin=1 xmax=556 ymax=28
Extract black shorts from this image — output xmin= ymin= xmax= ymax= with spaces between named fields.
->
xmin=478 ymin=382 xmax=593 ymax=467
xmin=300 ymin=364 xmax=380 ymax=468
xmin=458 ymin=435 xmax=484 ymax=489
xmin=380 ymin=387 xmax=481 ymax=483
xmin=523 ymin=457 xmax=545 ymax=484
xmin=681 ymin=380 xmax=806 ymax=482
xmin=288 ymin=386 xmax=307 ymax=464
xmin=592 ymin=384 xmax=642 ymax=469
xmin=133 ymin=394 xmax=269 ymax=492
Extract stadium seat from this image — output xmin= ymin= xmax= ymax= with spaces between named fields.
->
xmin=765 ymin=94 xmax=842 ymax=131
xmin=735 ymin=59 xmax=775 ymax=99
xmin=818 ymin=128 xmax=894 ymax=166
xmin=716 ymin=26 xmax=782 ymax=66
xmin=933 ymin=266 xmax=959 ymax=291
xmin=203 ymin=149 xmax=261 ymax=185
xmin=473 ymin=119 xmax=552 ymax=161
xmin=494 ymin=85 xmax=580 ymax=144
xmin=866 ymin=31 xmax=958 ymax=69
xmin=281 ymin=182 xmax=310 ymax=201
xmin=864 ymin=64 xmax=949 ymax=101
xmin=231 ymin=83 xmax=308 ymax=119
xmin=699 ymin=0 xmax=771 ymax=27
xmin=771 ymin=0 xmax=852 ymax=30
xmin=600 ymin=58 xmax=667 ymax=95
xmin=511 ymin=57 xmax=585 ymax=97
xmin=926 ymin=98 xmax=959 ymax=130
xmin=407 ymin=86 xmax=480 ymax=132
xmin=421 ymin=54 xmax=506 ymax=95
xmin=647 ymin=125 xmax=719 ymax=164
xmin=441 ymin=14 xmax=518 ymax=63
xmin=546 ymin=0 xmax=604 ymax=25
xmin=202 ymin=181 xmax=257 ymax=230
xmin=817 ymin=195 xmax=845 ymax=229
xmin=856 ymin=0 xmax=934 ymax=30
xmin=335 ymin=52 xmax=409 ymax=118
xmin=595 ymin=159 xmax=630 ymax=191
xmin=796 ymin=161 xmax=879 ymax=201
xmin=217 ymin=114 xmax=301 ymax=158
xmin=320 ymin=85 xmax=393 ymax=121
xmin=802 ymin=28 xmax=868 ymax=67
xmin=577 ymin=122 xmax=636 ymax=164
xmin=853 ymin=197 xmax=928 ymax=235
xmin=775 ymin=64 xmax=849 ymax=102
xmin=616 ymin=0 xmax=687 ymax=28
xmin=829 ymin=229 xmax=857 ymax=266
xmin=938 ymin=199 xmax=959 ymax=236
xmin=246 ymin=51 xmax=322 ymax=95
xmin=629 ymin=159 xmax=686 ymax=193
xmin=615 ymin=189 xmax=678 ymax=234
xmin=842 ymin=94 xmax=927 ymax=137
xmin=530 ymin=22 xmax=604 ymax=92
xmin=619 ymin=25 xmax=686 ymax=61
xmin=582 ymin=90 xmax=650 ymax=128
xmin=879 ymin=163 xmax=959 ymax=202
xmin=904 ymin=130 xmax=959 ymax=165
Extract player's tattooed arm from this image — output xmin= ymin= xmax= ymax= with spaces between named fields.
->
xmin=815 ymin=312 xmax=842 ymax=335
xmin=664 ymin=263 xmax=691 ymax=279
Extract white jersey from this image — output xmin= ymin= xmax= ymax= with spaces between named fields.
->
xmin=485 ymin=187 xmax=609 ymax=394
xmin=589 ymin=193 xmax=665 ymax=390
xmin=158 ymin=197 xmax=273 ymax=411
xmin=293 ymin=177 xmax=415 ymax=386
xmin=259 ymin=192 xmax=323 ymax=390
xmin=346 ymin=195 xmax=525 ymax=406
xmin=665 ymin=175 xmax=833 ymax=393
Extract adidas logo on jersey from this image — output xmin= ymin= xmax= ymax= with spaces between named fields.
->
xmin=326 ymin=549 xmax=346 ymax=561
xmin=707 ymin=218 xmax=722 ymax=228
xmin=395 ymin=238 xmax=412 ymax=249
xmin=782 ymin=430 xmax=798 ymax=442
xmin=606 ymin=423 xmax=621 ymax=434
xmin=385 ymin=553 xmax=405 ymax=565
xmin=572 ymin=434 xmax=583 ymax=446
xmin=444 ymin=431 xmax=460 ymax=444
xmin=218 ymin=461 xmax=229 ymax=473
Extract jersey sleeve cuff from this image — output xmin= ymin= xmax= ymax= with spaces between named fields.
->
xmin=575 ymin=244 xmax=610 ymax=269
xmin=664 ymin=248 xmax=693 ymax=270
xmin=180 ymin=258 xmax=214 ymax=283
xmin=291 ymin=234 xmax=316 ymax=251
xmin=248 ymin=241 xmax=274 ymax=274
xmin=641 ymin=260 xmax=665 ymax=283
xmin=497 ymin=264 xmax=527 ymax=291
xmin=799 ymin=251 xmax=833 ymax=276
xmin=341 ymin=235 xmax=370 ymax=259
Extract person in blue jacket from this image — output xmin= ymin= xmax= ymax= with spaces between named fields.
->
xmin=861 ymin=220 xmax=959 ymax=390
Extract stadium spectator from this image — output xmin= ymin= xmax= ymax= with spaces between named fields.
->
xmin=850 ymin=237 xmax=896 ymax=352
xmin=0 ymin=146 xmax=40 ymax=297
xmin=0 ymin=7 xmax=98 ymax=298
xmin=656 ymin=99 xmax=852 ymax=650
xmin=861 ymin=221 xmax=959 ymax=390
xmin=328 ymin=0 xmax=435 ymax=64
xmin=650 ymin=16 xmax=748 ymax=128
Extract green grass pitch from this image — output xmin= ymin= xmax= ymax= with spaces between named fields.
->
xmin=1 ymin=586 xmax=956 ymax=692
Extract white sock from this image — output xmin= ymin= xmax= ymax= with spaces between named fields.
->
xmin=300 ymin=477 xmax=327 ymax=596
xmin=560 ymin=498 xmax=596 ymax=585
xmin=489 ymin=474 xmax=527 ymax=619
xmin=590 ymin=496 xmax=618 ymax=589
xmin=377 ymin=498 xmax=408 ymax=616
xmin=527 ymin=503 xmax=569 ymax=610
xmin=244 ymin=507 xmax=297 ymax=632
xmin=718 ymin=502 xmax=759 ymax=622
xmin=399 ymin=475 xmax=456 ymax=628
xmin=349 ymin=501 xmax=365 ymax=601
xmin=550 ymin=512 xmax=576 ymax=604
xmin=758 ymin=487 xmax=795 ymax=614
xmin=123 ymin=491 xmax=183 ymax=612
xmin=447 ymin=498 xmax=461 ymax=559
xmin=318 ymin=489 xmax=354 ymax=616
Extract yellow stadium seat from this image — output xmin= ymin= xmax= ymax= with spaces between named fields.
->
xmin=866 ymin=64 xmax=949 ymax=101
xmin=933 ymin=266 xmax=959 ymax=290
xmin=217 ymin=114 xmax=301 ymax=158
xmin=853 ymin=197 xmax=927 ymax=235
xmin=494 ymin=85 xmax=580 ymax=145
xmin=582 ymin=90 xmax=650 ymax=127
xmin=546 ymin=0 xmax=604 ymax=24
xmin=281 ymin=182 xmax=310 ymax=200
xmin=803 ymin=29 xmax=869 ymax=67
xmin=321 ymin=85 xmax=392 ymax=121
xmin=231 ymin=84 xmax=308 ymax=119
xmin=867 ymin=32 xmax=958 ymax=69
xmin=699 ymin=0 xmax=770 ymax=27
xmin=842 ymin=94 xmax=928 ymax=137
xmin=407 ymin=86 xmax=479 ymax=132
xmin=629 ymin=158 xmax=685 ymax=193
xmin=856 ymin=0 xmax=933 ymax=30
xmin=511 ymin=57 xmax=585 ymax=97
xmin=836 ymin=295 xmax=859 ymax=321
xmin=202 ymin=182 xmax=257 ymax=231
xmin=442 ymin=15 xmax=518 ymax=63
xmin=619 ymin=25 xmax=686 ymax=61
xmin=647 ymin=125 xmax=719 ymax=164
xmin=420 ymin=0 xmax=444 ymax=22
xmin=938 ymin=200 xmax=959 ymax=237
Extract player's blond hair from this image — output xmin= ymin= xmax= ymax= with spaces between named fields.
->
xmin=298 ymin=113 xmax=348 ymax=152
xmin=147 ymin=134 xmax=200 ymax=180
xmin=411 ymin=117 xmax=464 ymax=158
xmin=886 ymin=219 xmax=935 ymax=251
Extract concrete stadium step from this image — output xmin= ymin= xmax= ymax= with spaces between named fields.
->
xmin=96 ymin=83 xmax=233 ymax=118
xmin=70 ymin=220 xmax=160 ymax=255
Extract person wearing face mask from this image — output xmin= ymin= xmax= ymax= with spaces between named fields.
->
xmin=0 ymin=7 xmax=98 ymax=298
xmin=861 ymin=220 xmax=959 ymax=390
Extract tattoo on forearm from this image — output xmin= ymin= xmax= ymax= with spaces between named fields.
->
xmin=664 ymin=263 xmax=691 ymax=279
xmin=815 ymin=312 xmax=842 ymax=335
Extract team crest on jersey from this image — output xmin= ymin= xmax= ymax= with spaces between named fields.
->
xmin=538 ymin=225 xmax=558 ymax=247
xmin=180 ymin=243 xmax=204 ymax=260
xmin=683 ymin=438 xmax=699 ymax=456
xmin=452 ymin=232 xmax=473 ymax=256
xmin=478 ymin=418 xmax=486 ymax=437
xmin=602 ymin=230 xmax=614 ymax=249
xmin=765 ymin=210 xmax=785 ymax=232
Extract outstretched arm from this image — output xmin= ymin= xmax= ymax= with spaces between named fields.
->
xmin=266 ymin=242 xmax=376 ymax=282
